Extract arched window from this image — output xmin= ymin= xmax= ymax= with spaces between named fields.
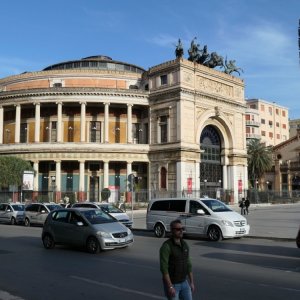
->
xmin=161 ymin=167 xmax=167 ymax=189
xmin=200 ymin=125 xmax=222 ymax=186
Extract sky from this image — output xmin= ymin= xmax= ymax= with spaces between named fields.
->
xmin=1 ymin=0 xmax=299 ymax=118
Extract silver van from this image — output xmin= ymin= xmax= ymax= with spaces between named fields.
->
xmin=146 ymin=198 xmax=250 ymax=241
xmin=0 ymin=203 xmax=25 ymax=225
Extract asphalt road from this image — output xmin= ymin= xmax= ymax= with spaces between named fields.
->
xmin=0 ymin=224 xmax=299 ymax=300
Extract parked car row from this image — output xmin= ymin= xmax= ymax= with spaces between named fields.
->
xmin=0 ymin=201 xmax=132 ymax=228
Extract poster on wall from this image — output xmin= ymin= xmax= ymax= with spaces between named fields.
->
xmin=238 ymin=179 xmax=243 ymax=194
xmin=22 ymin=171 xmax=34 ymax=191
xmin=187 ymin=178 xmax=192 ymax=194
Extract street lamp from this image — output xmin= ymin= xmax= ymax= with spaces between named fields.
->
xmin=266 ymin=181 xmax=270 ymax=203
xmin=204 ymin=179 xmax=207 ymax=196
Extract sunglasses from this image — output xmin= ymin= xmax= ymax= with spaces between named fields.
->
xmin=172 ymin=227 xmax=185 ymax=231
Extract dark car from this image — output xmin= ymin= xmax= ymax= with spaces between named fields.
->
xmin=42 ymin=208 xmax=134 ymax=254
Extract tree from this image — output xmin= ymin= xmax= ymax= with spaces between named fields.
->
xmin=0 ymin=156 xmax=33 ymax=188
xmin=247 ymin=139 xmax=273 ymax=189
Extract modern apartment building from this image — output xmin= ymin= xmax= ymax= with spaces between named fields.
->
xmin=246 ymin=99 xmax=289 ymax=146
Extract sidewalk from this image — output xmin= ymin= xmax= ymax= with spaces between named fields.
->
xmin=127 ymin=203 xmax=300 ymax=241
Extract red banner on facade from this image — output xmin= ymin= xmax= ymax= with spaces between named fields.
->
xmin=238 ymin=179 xmax=243 ymax=193
xmin=187 ymin=178 xmax=192 ymax=194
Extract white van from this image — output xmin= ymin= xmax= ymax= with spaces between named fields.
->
xmin=146 ymin=198 xmax=250 ymax=241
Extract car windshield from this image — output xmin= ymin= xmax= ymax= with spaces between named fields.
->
xmin=202 ymin=199 xmax=232 ymax=212
xmin=82 ymin=209 xmax=117 ymax=225
xmin=100 ymin=204 xmax=123 ymax=214
xmin=11 ymin=205 xmax=25 ymax=211
xmin=46 ymin=205 xmax=62 ymax=211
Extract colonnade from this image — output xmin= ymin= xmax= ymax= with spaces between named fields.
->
xmin=0 ymin=101 xmax=136 ymax=144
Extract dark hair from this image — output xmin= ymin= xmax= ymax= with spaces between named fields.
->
xmin=170 ymin=219 xmax=182 ymax=229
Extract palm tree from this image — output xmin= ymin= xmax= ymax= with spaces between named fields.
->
xmin=247 ymin=139 xmax=273 ymax=189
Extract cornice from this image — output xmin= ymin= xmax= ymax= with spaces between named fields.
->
xmin=0 ymin=87 xmax=149 ymax=101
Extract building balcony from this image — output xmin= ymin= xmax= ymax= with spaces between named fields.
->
xmin=246 ymin=120 xmax=260 ymax=127
xmin=246 ymin=133 xmax=261 ymax=139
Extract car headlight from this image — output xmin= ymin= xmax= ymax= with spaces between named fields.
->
xmin=221 ymin=220 xmax=233 ymax=227
xmin=96 ymin=231 xmax=111 ymax=238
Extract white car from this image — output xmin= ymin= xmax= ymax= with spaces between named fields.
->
xmin=72 ymin=202 xmax=132 ymax=228
xmin=0 ymin=203 xmax=25 ymax=225
xmin=146 ymin=197 xmax=250 ymax=241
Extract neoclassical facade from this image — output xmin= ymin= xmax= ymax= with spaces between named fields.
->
xmin=0 ymin=55 xmax=247 ymax=203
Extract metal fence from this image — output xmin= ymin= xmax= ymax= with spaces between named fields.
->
xmin=0 ymin=188 xmax=299 ymax=207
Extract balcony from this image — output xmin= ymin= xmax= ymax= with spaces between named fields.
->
xmin=246 ymin=120 xmax=260 ymax=127
xmin=246 ymin=133 xmax=261 ymax=139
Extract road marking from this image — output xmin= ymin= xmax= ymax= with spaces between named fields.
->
xmin=0 ymin=291 xmax=25 ymax=300
xmin=71 ymin=275 xmax=165 ymax=299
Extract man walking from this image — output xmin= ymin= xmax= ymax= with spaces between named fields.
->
xmin=159 ymin=219 xmax=195 ymax=300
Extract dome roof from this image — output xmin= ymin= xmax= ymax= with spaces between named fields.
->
xmin=43 ymin=55 xmax=145 ymax=74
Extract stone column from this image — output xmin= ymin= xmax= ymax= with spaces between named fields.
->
xmin=80 ymin=102 xmax=86 ymax=142
xmin=33 ymin=161 xmax=39 ymax=191
xmin=127 ymin=161 xmax=132 ymax=191
xmin=104 ymin=103 xmax=110 ymax=143
xmin=127 ymin=104 xmax=133 ymax=143
xmin=78 ymin=160 xmax=85 ymax=201
xmin=0 ymin=106 xmax=3 ymax=144
xmin=222 ymin=165 xmax=228 ymax=190
xmin=34 ymin=102 xmax=40 ymax=142
xmin=57 ymin=102 xmax=62 ymax=142
xmin=55 ymin=160 xmax=61 ymax=193
xmin=103 ymin=161 xmax=109 ymax=188
xmin=15 ymin=104 xmax=21 ymax=143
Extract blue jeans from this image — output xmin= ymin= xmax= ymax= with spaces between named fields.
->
xmin=164 ymin=279 xmax=193 ymax=300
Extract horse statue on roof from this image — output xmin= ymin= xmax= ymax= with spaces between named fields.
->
xmin=203 ymin=52 xmax=224 ymax=68
xmin=223 ymin=58 xmax=244 ymax=76
xmin=175 ymin=38 xmax=184 ymax=59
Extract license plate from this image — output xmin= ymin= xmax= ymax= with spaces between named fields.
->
xmin=119 ymin=238 xmax=125 ymax=243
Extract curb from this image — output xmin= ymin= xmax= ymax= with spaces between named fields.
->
xmin=131 ymin=228 xmax=295 ymax=242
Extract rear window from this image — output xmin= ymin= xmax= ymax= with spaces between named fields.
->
xmin=150 ymin=200 xmax=186 ymax=212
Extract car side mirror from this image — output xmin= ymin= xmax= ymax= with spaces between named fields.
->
xmin=76 ymin=221 xmax=84 ymax=226
xmin=7 ymin=209 xmax=12 ymax=212
xmin=197 ymin=209 xmax=205 ymax=215
xmin=41 ymin=210 xmax=46 ymax=213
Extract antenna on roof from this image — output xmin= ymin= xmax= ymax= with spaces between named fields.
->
xmin=299 ymin=19 xmax=300 ymax=65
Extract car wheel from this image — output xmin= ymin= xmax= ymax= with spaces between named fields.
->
xmin=207 ymin=225 xmax=222 ymax=241
xmin=42 ymin=234 xmax=55 ymax=249
xmin=10 ymin=217 xmax=16 ymax=225
xmin=24 ymin=218 xmax=30 ymax=227
xmin=86 ymin=237 xmax=100 ymax=254
xmin=154 ymin=223 xmax=166 ymax=238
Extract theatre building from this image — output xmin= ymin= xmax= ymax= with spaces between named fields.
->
xmin=0 ymin=55 xmax=247 ymax=203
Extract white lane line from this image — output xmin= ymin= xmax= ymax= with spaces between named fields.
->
xmin=71 ymin=275 xmax=165 ymax=299
xmin=0 ymin=291 xmax=25 ymax=300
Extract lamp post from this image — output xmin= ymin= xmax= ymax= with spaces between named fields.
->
xmin=204 ymin=179 xmax=207 ymax=196
xmin=266 ymin=181 xmax=270 ymax=203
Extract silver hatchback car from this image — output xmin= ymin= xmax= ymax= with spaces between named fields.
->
xmin=24 ymin=203 xmax=61 ymax=226
xmin=0 ymin=203 xmax=25 ymax=225
xmin=42 ymin=208 xmax=134 ymax=253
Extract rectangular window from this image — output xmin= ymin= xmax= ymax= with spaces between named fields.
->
xmin=20 ymin=123 xmax=28 ymax=143
xmin=261 ymin=118 xmax=265 ymax=124
xmin=276 ymin=122 xmax=279 ymax=127
xmin=159 ymin=116 xmax=168 ymax=143
xmin=250 ymin=104 xmax=256 ymax=109
xmin=269 ymin=132 xmax=273 ymax=138
xmin=261 ymin=130 xmax=266 ymax=136
xmin=160 ymin=75 xmax=168 ymax=86
xmin=282 ymin=123 xmax=286 ymax=129
xmin=261 ymin=104 xmax=265 ymax=111
xmin=276 ymin=134 xmax=280 ymax=139
xmin=90 ymin=121 xmax=101 ymax=143
xmin=276 ymin=108 xmax=279 ymax=115
xmin=282 ymin=110 xmax=286 ymax=117
xmin=269 ymin=121 xmax=273 ymax=128
xmin=268 ymin=107 xmax=272 ymax=115
xmin=50 ymin=121 xmax=57 ymax=142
